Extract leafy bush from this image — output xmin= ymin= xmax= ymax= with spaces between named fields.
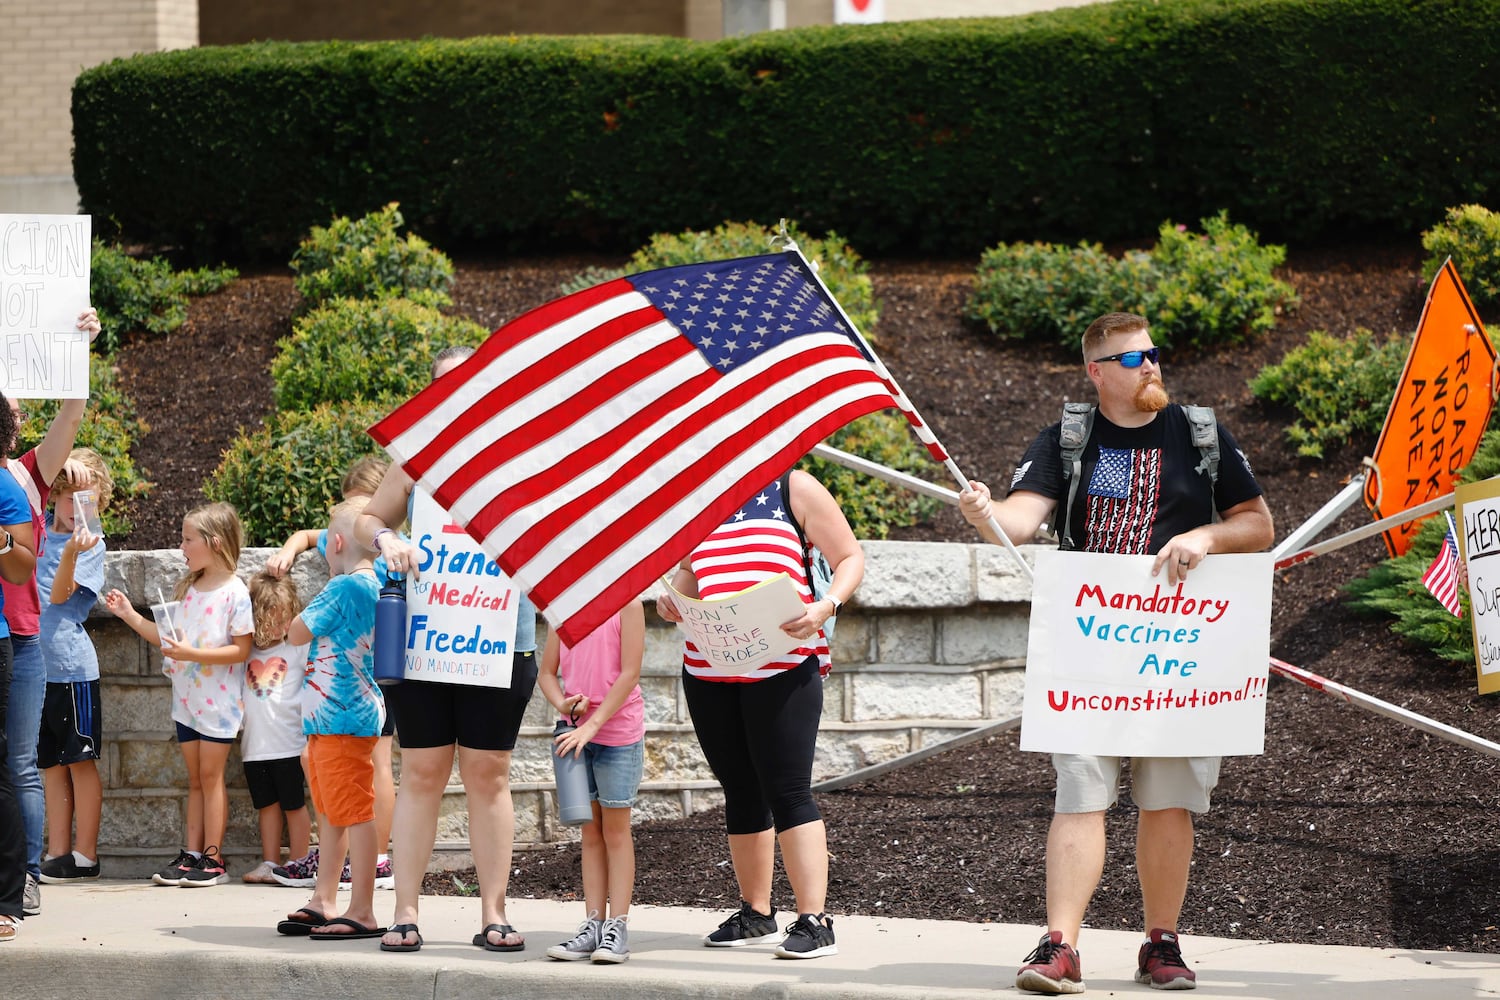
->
xmin=1344 ymin=425 xmax=1500 ymax=662
xmin=205 ymin=401 xmax=393 ymax=545
xmin=1249 ymin=329 xmax=1409 ymax=459
xmin=965 ymin=213 xmax=1296 ymax=352
xmin=290 ymin=203 xmax=454 ymax=311
xmin=965 ymin=241 xmax=1134 ymax=347
xmin=270 ymin=297 xmax=489 ymax=411
xmin=15 ymin=355 xmax=152 ymax=535
xmin=89 ymin=240 xmax=237 ymax=352
xmin=1421 ymin=204 xmax=1500 ymax=314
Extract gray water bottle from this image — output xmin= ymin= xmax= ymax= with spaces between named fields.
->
xmin=552 ymin=717 xmax=593 ymax=826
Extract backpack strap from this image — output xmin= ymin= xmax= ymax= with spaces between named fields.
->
xmin=1183 ymin=404 xmax=1219 ymax=486
xmin=780 ymin=468 xmax=817 ymax=586
xmin=1057 ymin=402 xmax=1095 ymax=551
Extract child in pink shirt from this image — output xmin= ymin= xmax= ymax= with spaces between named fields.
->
xmin=537 ymin=602 xmax=645 ymax=964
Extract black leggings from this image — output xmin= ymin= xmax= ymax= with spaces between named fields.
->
xmin=0 ymin=637 xmax=21 ymax=918
xmin=683 ymin=655 xmax=823 ymax=835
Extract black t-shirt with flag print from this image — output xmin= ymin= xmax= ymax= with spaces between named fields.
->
xmin=1007 ymin=403 xmax=1264 ymax=555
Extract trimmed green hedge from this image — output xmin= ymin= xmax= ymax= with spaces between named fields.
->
xmin=74 ymin=0 xmax=1500 ymax=260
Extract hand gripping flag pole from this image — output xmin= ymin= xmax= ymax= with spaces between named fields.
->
xmin=772 ymin=223 xmax=1035 ymax=581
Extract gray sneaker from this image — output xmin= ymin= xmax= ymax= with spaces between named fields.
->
xmin=546 ymin=911 xmax=603 ymax=961
xmin=22 ymin=873 xmax=40 ymax=916
xmin=592 ymin=915 xmax=630 ymax=964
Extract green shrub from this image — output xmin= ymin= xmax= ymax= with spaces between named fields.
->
xmin=1344 ymin=425 xmax=1500 ymax=662
xmin=1421 ymin=204 xmax=1500 ymax=313
xmin=1249 ymin=328 xmax=1408 ymax=459
xmin=270 ymin=296 xmax=488 ymax=411
xmin=290 ymin=203 xmax=454 ymax=310
xmin=1141 ymin=212 xmax=1295 ymax=349
xmin=15 ymin=355 xmax=152 ymax=535
xmin=965 ymin=240 xmax=1133 ymax=346
xmin=205 ymin=401 xmax=393 ymax=545
xmin=89 ymin=240 xmax=237 ymax=352
xmin=966 ymin=213 xmax=1295 ymax=352
xmin=801 ymin=411 xmax=942 ymax=540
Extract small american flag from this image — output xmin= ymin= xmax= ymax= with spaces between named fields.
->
xmin=371 ymin=251 xmax=943 ymax=645
xmin=1421 ymin=514 xmax=1463 ymax=617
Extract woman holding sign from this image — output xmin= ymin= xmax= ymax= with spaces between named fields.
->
xmin=356 ymin=347 xmax=539 ymax=955
xmin=657 ymin=467 xmax=863 ymax=960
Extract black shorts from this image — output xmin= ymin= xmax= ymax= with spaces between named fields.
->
xmin=387 ymin=651 xmax=537 ymax=751
xmin=37 ymin=680 xmax=101 ymax=768
xmin=243 ymin=756 xmax=307 ymax=812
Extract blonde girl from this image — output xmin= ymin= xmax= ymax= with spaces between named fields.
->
xmin=104 ymin=501 xmax=253 ymax=887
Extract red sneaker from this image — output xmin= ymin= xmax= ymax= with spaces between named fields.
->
xmin=1136 ymin=928 xmax=1197 ymax=990
xmin=1015 ymin=930 xmax=1085 ymax=995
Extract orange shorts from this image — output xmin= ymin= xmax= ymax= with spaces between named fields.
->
xmin=305 ymin=734 xmax=377 ymax=827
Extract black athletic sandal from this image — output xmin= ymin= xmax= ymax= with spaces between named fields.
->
xmin=380 ymin=923 xmax=423 ymax=952
xmin=473 ymin=922 xmax=525 ymax=952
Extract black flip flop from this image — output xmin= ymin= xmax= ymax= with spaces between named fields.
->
xmin=276 ymin=907 xmax=329 ymax=936
xmin=310 ymin=916 xmax=386 ymax=941
xmin=380 ymin=923 xmax=423 ymax=953
xmin=472 ymin=922 xmax=525 ymax=952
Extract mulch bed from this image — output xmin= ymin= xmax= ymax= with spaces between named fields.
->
xmin=111 ymin=243 xmax=1500 ymax=952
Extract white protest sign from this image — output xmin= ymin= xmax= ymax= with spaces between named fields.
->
xmin=403 ymin=489 xmax=520 ymax=687
xmin=0 ymin=215 xmax=91 ymax=399
xmin=670 ymin=573 xmax=807 ymax=675
xmin=1456 ymin=477 xmax=1500 ymax=694
xmin=1020 ymin=550 xmax=1273 ymax=757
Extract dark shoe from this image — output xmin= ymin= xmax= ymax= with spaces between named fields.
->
xmin=473 ymin=922 xmax=525 ymax=952
xmin=774 ymin=912 xmax=837 ymax=959
xmin=703 ymin=900 xmax=778 ymax=947
xmin=150 ymin=848 xmax=196 ymax=886
xmin=309 ymin=917 xmax=385 ymax=940
xmin=40 ymin=854 xmax=101 ymax=884
xmin=270 ymin=848 xmax=319 ymax=888
xmin=1016 ymin=930 xmax=1085 ymax=995
xmin=1136 ymin=928 xmax=1197 ymax=990
xmin=178 ymin=846 xmax=228 ymax=887
xmin=380 ymin=923 xmax=423 ymax=953
xmin=276 ymin=906 xmax=330 ymax=936
xmin=591 ymin=915 xmax=630 ymax=964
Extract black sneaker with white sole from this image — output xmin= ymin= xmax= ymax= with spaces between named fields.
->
xmin=774 ymin=913 xmax=838 ymax=959
xmin=39 ymin=854 xmax=101 ymax=883
xmin=704 ymin=900 xmax=779 ymax=947
xmin=178 ymin=847 xmax=229 ymax=887
xmin=150 ymin=849 xmax=196 ymax=886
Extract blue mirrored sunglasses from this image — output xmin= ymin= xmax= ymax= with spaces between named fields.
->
xmin=1092 ymin=347 xmax=1160 ymax=368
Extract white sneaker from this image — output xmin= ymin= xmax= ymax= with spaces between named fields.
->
xmin=241 ymin=860 xmax=280 ymax=885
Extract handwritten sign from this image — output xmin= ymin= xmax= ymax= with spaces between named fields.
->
xmin=0 ymin=215 xmax=91 ymax=399
xmin=1364 ymin=259 xmax=1496 ymax=556
xmin=402 ymin=489 xmax=520 ymax=687
xmin=1020 ymin=550 xmax=1273 ymax=757
xmin=669 ymin=573 xmax=806 ymax=675
xmin=1456 ymin=478 xmax=1500 ymax=694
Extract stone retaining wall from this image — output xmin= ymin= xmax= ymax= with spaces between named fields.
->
xmin=87 ymin=541 xmax=1036 ymax=876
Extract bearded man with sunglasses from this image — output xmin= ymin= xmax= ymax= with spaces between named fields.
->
xmin=959 ymin=311 xmax=1273 ymax=995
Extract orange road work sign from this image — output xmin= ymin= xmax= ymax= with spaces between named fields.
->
xmin=1364 ymin=259 xmax=1497 ymax=557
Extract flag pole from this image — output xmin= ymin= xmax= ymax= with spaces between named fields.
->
xmin=773 ymin=222 xmax=1034 ymax=581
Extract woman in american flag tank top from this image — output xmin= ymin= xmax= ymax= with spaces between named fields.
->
xmin=657 ymin=468 xmax=863 ymax=960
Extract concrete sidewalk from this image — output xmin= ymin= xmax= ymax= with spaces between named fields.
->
xmin=6 ymin=880 xmax=1498 ymax=999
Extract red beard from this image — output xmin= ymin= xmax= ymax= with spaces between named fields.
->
xmin=1134 ymin=377 xmax=1169 ymax=413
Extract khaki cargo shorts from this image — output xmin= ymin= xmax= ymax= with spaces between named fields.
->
xmin=1052 ymin=753 xmax=1220 ymax=814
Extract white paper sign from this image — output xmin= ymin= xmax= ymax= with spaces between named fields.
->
xmin=670 ymin=573 xmax=807 ymax=675
xmin=1456 ymin=478 xmax=1500 ymax=693
xmin=834 ymin=0 xmax=885 ymax=24
xmin=0 ymin=215 xmax=91 ymax=399
xmin=1020 ymin=550 xmax=1273 ymax=757
xmin=403 ymin=489 xmax=520 ymax=687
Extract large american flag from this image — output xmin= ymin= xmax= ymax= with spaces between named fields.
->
xmin=370 ymin=251 xmax=944 ymax=645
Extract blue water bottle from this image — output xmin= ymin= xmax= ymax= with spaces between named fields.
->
xmin=373 ymin=572 xmax=407 ymax=687
xmin=552 ymin=714 xmax=593 ymax=826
